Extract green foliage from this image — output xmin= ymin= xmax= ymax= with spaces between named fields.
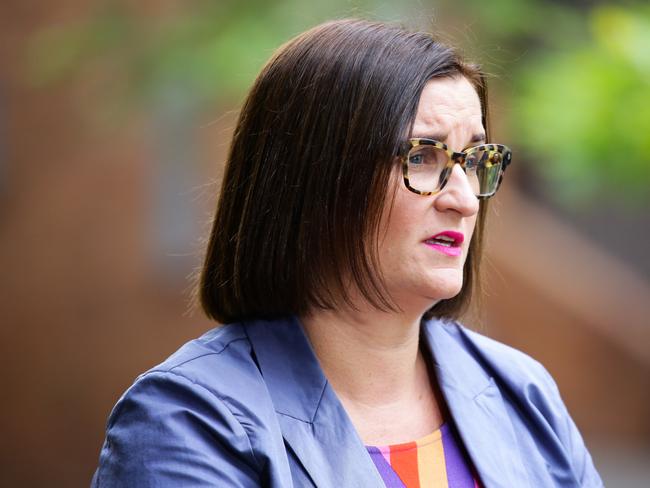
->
xmin=514 ymin=4 xmax=650 ymax=204
xmin=25 ymin=0 xmax=650 ymax=205
xmin=25 ymin=0 xmax=403 ymax=107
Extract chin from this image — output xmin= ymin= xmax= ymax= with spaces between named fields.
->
xmin=424 ymin=273 xmax=464 ymax=301
xmin=390 ymin=270 xmax=465 ymax=308
xmin=432 ymin=285 xmax=463 ymax=301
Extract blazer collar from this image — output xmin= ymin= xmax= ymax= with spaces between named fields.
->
xmin=244 ymin=316 xmax=385 ymax=487
xmin=422 ymin=320 xmax=532 ymax=488
xmin=244 ymin=316 xmax=325 ymax=422
xmin=245 ymin=317 xmax=530 ymax=488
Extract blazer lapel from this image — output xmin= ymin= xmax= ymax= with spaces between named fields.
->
xmin=422 ymin=321 xmax=532 ymax=488
xmin=244 ymin=317 xmax=384 ymax=487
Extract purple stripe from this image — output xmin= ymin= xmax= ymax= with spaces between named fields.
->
xmin=441 ymin=423 xmax=476 ymax=487
xmin=366 ymin=446 xmax=407 ymax=488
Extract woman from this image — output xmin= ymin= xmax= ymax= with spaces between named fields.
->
xmin=92 ymin=19 xmax=603 ymax=487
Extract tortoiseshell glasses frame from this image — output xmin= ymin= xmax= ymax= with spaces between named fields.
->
xmin=398 ymin=138 xmax=513 ymax=199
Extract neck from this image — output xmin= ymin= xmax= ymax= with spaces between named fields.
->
xmin=300 ymin=303 xmax=430 ymax=408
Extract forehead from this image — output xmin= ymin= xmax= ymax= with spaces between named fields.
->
xmin=411 ymin=76 xmax=483 ymax=139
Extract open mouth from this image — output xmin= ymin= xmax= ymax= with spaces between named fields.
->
xmin=425 ymin=235 xmax=457 ymax=247
xmin=424 ymin=231 xmax=464 ymax=256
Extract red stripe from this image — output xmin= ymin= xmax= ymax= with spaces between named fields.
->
xmin=389 ymin=442 xmax=420 ymax=487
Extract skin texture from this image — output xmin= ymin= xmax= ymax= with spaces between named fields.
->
xmin=302 ymin=76 xmax=484 ymax=446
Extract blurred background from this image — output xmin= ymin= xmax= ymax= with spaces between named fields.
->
xmin=1 ymin=0 xmax=648 ymax=486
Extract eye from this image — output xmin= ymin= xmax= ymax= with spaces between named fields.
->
xmin=465 ymin=153 xmax=477 ymax=169
xmin=409 ymin=154 xmax=424 ymax=165
xmin=408 ymin=146 xmax=448 ymax=166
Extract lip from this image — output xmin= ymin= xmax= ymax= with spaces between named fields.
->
xmin=423 ymin=231 xmax=465 ymax=257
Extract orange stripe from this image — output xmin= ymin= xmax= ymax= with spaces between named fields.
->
xmin=417 ymin=430 xmax=447 ymax=487
xmin=389 ymin=441 xmax=420 ymax=487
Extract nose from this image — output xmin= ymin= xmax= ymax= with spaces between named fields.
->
xmin=433 ymin=164 xmax=480 ymax=216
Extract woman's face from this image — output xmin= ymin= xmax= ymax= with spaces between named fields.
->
xmin=377 ymin=76 xmax=483 ymax=313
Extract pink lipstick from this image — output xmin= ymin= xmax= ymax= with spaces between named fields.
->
xmin=424 ymin=231 xmax=464 ymax=257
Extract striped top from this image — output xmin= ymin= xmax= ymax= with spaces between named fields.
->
xmin=366 ymin=423 xmax=482 ymax=488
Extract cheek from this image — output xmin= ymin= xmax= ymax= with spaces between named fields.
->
xmin=379 ymin=196 xmax=432 ymax=281
xmin=467 ymin=212 xmax=478 ymax=240
xmin=461 ymin=212 xmax=479 ymax=264
xmin=381 ymin=188 xmax=423 ymax=243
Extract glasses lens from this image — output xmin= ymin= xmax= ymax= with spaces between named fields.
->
xmin=464 ymin=148 xmax=505 ymax=197
xmin=406 ymin=145 xmax=449 ymax=193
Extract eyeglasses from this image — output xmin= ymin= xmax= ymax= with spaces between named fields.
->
xmin=398 ymin=138 xmax=513 ymax=199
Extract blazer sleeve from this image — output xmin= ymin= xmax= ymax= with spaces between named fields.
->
xmin=536 ymin=363 xmax=604 ymax=487
xmin=91 ymin=370 xmax=262 ymax=487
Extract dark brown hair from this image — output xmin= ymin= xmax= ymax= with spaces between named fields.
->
xmin=199 ymin=19 xmax=490 ymax=323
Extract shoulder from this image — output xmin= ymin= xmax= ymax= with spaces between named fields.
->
xmin=425 ymin=319 xmax=570 ymax=448
xmin=144 ymin=322 xmax=260 ymax=396
xmin=113 ymin=322 xmax=268 ymax=422
xmin=93 ymin=322 xmax=285 ymax=487
xmin=434 ymin=320 xmax=567 ymax=423
xmin=433 ymin=320 xmax=557 ymax=392
xmin=426 ymin=320 xmax=603 ymax=487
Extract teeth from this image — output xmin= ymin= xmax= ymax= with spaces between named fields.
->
xmin=435 ymin=235 xmax=454 ymax=242
xmin=426 ymin=237 xmax=454 ymax=247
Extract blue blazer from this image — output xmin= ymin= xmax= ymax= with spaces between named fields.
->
xmin=92 ymin=317 xmax=603 ymax=487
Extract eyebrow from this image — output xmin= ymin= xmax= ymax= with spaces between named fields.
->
xmin=412 ymin=132 xmax=487 ymax=144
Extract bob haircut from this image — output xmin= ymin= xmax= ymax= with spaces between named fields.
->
xmin=199 ymin=18 xmax=490 ymax=323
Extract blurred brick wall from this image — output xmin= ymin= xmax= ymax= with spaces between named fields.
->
xmin=0 ymin=3 xmax=214 ymax=486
